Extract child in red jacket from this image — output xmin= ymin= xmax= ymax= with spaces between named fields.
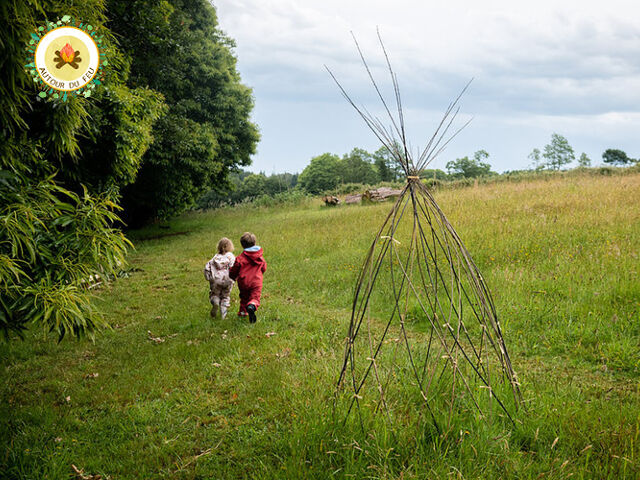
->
xmin=229 ymin=232 xmax=267 ymax=323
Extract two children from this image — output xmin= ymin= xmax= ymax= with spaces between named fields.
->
xmin=204 ymin=232 xmax=266 ymax=323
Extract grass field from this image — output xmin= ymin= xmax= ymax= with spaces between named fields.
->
xmin=2 ymin=173 xmax=639 ymax=479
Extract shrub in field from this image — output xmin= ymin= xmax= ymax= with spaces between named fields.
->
xmin=448 ymin=177 xmax=475 ymax=188
xmin=596 ymin=166 xmax=615 ymax=176
xmin=196 ymin=189 xmax=229 ymax=209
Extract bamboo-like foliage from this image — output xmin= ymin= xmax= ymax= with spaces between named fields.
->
xmin=0 ymin=170 xmax=132 ymax=341
xmin=328 ymin=31 xmax=522 ymax=433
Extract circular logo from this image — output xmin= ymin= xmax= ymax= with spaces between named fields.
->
xmin=35 ymin=27 xmax=99 ymax=91
xmin=25 ymin=18 xmax=106 ymax=100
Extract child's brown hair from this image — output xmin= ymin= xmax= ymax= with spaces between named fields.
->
xmin=240 ymin=232 xmax=256 ymax=249
xmin=217 ymin=237 xmax=234 ymax=254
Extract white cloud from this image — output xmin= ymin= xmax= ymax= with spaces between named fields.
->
xmin=212 ymin=0 xmax=640 ymax=173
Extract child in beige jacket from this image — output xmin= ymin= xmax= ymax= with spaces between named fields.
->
xmin=204 ymin=237 xmax=235 ymax=319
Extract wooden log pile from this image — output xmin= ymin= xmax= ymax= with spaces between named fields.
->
xmin=322 ymin=195 xmax=340 ymax=206
xmin=322 ymin=188 xmax=402 ymax=207
xmin=362 ymin=187 xmax=403 ymax=202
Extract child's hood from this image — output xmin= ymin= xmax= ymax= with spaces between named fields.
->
xmin=242 ymin=247 xmax=265 ymax=265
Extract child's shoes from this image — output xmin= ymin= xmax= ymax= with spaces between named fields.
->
xmin=247 ymin=304 xmax=257 ymax=323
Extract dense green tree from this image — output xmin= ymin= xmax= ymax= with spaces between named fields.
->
xmin=542 ymin=133 xmax=575 ymax=170
xmin=578 ymin=152 xmax=592 ymax=167
xmin=1 ymin=1 xmax=162 ymax=339
xmin=374 ymin=155 xmax=392 ymax=182
xmin=340 ymin=148 xmax=379 ymax=185
xmin=241 ymin=174 xmax=267 ymax=197
xmin=108 ymin=0 xmax=260 ymax=225
xmin=373 ymin=145 xmax=404 ymax=181
xmin=602 ymin=148 xmax=634 ymax=166
xmin=298 ymin=153 xmax=342 ymax=194
xmin=446 ymin=150 xmax=494 ymax=178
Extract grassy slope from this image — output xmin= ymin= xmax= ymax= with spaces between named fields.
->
xmin=1 ymin=174 xmax=639 ymax=479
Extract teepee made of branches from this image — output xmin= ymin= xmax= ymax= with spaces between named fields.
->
xmin=329 ymin=32 xmax=522 ymax=434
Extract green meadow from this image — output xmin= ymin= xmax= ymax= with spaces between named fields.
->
xmin=2 ymin=173 xmax=639 ymax=479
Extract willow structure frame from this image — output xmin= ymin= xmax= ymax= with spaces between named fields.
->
xmin=329 ymin=32 xmax=522 ymax=434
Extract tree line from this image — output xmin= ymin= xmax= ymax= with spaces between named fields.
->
xmin=201 ymin=133 xmax=636 ymax=206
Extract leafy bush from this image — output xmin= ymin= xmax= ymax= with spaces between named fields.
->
xmin=0 ymin=171 xmax=131 ymax=340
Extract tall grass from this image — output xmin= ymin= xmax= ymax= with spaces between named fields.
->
xmin=1 ymin=173 xmax=639 ymax=479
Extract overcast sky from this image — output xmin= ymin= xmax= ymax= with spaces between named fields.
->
xmin=213 ymin=0 xmax=640 ymax=174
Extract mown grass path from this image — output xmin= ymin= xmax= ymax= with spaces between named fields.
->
xmin=2 ymin=174 xmax=639 ymax=479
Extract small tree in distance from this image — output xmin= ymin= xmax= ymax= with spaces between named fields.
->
xmin=542 ymin=133 xmax=575 ymax=170
xmin=578 ymin=152 xmax=591 ymax=167
xmin=602 ymin=149 xmax=635 ymax=166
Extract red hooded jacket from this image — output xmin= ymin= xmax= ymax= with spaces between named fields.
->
xmin=229 ymin=247 xmax=267 ymax=308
